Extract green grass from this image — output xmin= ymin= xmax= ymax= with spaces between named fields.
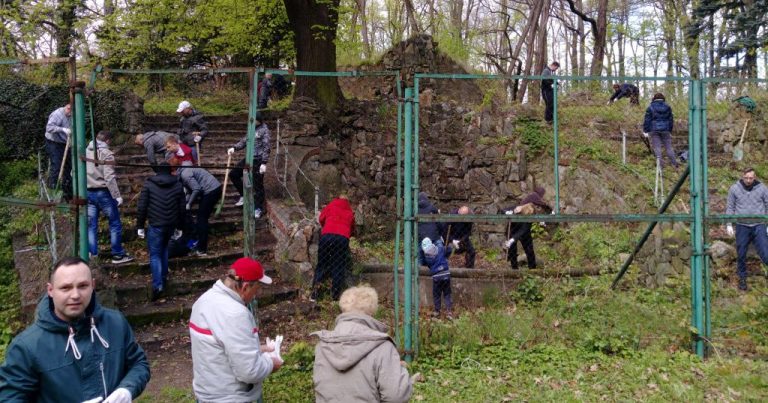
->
xmin=143 ymin=89 xmax=250 ymax=115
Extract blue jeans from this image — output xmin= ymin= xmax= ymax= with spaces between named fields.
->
xmin=87 ymin=189 xmax=126 ymax=257
xmin=147 ymin=225 xmax=173 ymax=291
xmin=735 ymin=224 xmax=768 ymax=281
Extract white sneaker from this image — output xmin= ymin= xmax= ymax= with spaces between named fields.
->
xmin=235 ymin=197 xmax=244 ymax=207
xmin=254 ymin=208 xmax=262 ymax=219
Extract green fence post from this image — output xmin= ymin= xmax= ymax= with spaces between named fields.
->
xmin=393 ymin=74 xmax=403 ymax=347
xmin=402 ymin=87 xmax=414 ymax=362
xmin=412 ymin=78 xmax=420 ymax=356
xmin=72 ymin=82 xmax=89 ymax=260
xmin=243 ymin=69 xmax=259 ymax=257
xmin=689 ymin=79 xmax=705 ymax=357
xmin=553 ymin=78 xmax=560 ymax=212
xmin=700 ymin=80 xmax=712 ymax=354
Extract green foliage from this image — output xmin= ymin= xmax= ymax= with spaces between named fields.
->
xmin=282 ymin=341 xmax=315 ymax=372
xmin=515 ymin=118 xmax=551 ymax=156
xmin=512 ymin=275 xmax=543 ymax=304
xmin=143 ymin=89 xmax=249 ymax=115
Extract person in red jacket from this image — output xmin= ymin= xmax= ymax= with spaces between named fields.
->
xmin=311 ymin=194 xmax=355 ymax=301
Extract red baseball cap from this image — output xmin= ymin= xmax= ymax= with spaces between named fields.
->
xmin=230 ymin=257 xmax=273 ymax=284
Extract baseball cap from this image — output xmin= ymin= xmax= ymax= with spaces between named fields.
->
xmin=176 ymin=100 xmax=192 ymax=113
xmin=230 ymin=257 xmax=273 ymax=284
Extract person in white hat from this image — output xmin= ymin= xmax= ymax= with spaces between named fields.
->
xmin=176 ymin=100 xmax=208 ymax=162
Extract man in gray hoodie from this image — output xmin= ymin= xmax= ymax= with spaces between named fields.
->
xmin=725 ymin=168 xmax=768 ymax=290
xmin=227 ymin=117 xmax=270 ymax=218
xmin=172 ymin=160 xmax=222 ymax=257
xmin=134 ymin=131 xmax=174 ymax=172
xmin=44 ymin=103 xmax=72 ymax=197
xmin=86 ymin=131 xmax=133 ymax=264
xmin=312 ymin=286 xmax=412 ymax=403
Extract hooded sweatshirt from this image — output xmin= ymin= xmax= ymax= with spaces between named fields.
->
xmin=141 ymin=131 xmax=172 ymax=166
xmin=643 ymin=99 xmax=674 ymax=133
xmin=312 ymin=312 xmax=412 ymax=403
xmin=417 ymin=192 xmax=445 ymax=242
xmin=233 ymin=122 xmax=271 ymax=165
xmin=0 ymin=294 xmax=150 ymax=402
xmin=86 ymin=140 xmax=121 ymax=200
xmin=136 ymin=172 xmax=185 ymax=229
xmin=178 ymin=109 xmax=209 ymax=146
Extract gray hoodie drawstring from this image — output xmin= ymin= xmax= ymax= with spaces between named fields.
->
xmin=90 ymin=317 xmax=110 ymax=349
xmin=65 ymin=326 xmax=82 ymax=360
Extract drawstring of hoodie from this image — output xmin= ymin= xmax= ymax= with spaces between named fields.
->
xmin=64 ymin=318 xmax=111 ymax=360
xmin=90 ymin=317 xmax=110 ymax=349
xmin=65 ymin=327 xmax=82 ymax=360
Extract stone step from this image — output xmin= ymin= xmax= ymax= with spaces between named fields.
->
xmin=121 ymin=282 xmax=299 ymax=328
xmin=133 ymin=298 xmax=318 ymax=350
xmin=100 ymin=244 xmax=274 ymax=276
xmin=113 ymin=265 xmax=279 ymax=306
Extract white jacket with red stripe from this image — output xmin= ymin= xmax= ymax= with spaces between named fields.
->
xmin=189 ymin=280 xmax=274 ymax=402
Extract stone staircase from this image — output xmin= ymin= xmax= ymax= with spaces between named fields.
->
xmin=96 ymin=113 xmax=316 ymax=347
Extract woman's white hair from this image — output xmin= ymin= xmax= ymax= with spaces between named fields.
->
xmin=339 ymin=285 xmax=378 ymax=316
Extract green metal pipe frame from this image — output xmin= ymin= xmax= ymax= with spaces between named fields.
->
xmin=412 ymin=80 xmax=420 ymax=356
xmin=612 ymin=165 xmax=690 ymax=289
xmin=392 ymin=74 xmax=402 ymax=347
xmin=72 ymin=83 xmax=89 ymax=260
xmin=553 ymin=79 xmax=560 ymax=213
xmin=402 ymin=88 xmax=414 ymax=362
xmin=243 ymin=70 xmax=259 ymax=258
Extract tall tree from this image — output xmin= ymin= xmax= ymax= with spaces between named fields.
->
xmin=564 ymin=0 xmax=609 ymax=76
xmin=283 ymin=0 xmax=342 ymax=110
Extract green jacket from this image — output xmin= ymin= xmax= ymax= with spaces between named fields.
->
xmin=0 ymin=294 xmax=150 ymax=402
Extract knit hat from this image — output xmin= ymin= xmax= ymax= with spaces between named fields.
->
xmin=421 ymin=238 xmax=438 ymax=258
xmin=230 ymin=257 xmax=273 ymax=284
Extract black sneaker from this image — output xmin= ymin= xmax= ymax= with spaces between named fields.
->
xmin=111 ymin=255 xmax=135 ymax=264
xmin=151 ymin=288 xmax=164 ymax=302
xmin=738 ymin=279 xmax=748 ymax=291
xmin=189 ymin=249 xmax=208 ymax=257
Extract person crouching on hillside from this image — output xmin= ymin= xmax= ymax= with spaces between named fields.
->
xmin=421 ymin=237 xmax=453 ymax=320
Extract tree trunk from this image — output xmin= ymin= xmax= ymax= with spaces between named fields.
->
xmin=53 ymin=0 xmax=77 ymax=80
xmin=531 ymin=0 xmax=551 ymax=105
xmin=591 ymin=0 xmax=608 ymax=76
xmin=515 ymin=1 xmax=544 ymax=102
xmin=284 ymin=0 xmax=342 ymax=110
xmin=357 ymin=0 xmax=371 ymax=59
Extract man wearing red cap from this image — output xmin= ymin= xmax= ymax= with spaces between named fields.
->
xmin=189 ymin=257 xmax=282 ymax=402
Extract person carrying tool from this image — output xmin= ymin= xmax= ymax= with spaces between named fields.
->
xmin=227 ymin=117 xmax=270 ymax=219
xmin=176 ymin=100 xmax=209 ymax=163
xmin=44 ymin=103 xmax=73 ymax=199
xmin=643 ymin=93 xmax=678 ymax=170
xmin=502 ymin=187 xmax=553 ymax=270
xmin=170 ymin=158 xmax=222 ymax=257
xmin=725 ymin=168 xmax=768 ymax=291
xmin=608 ymin=83 xmax=640 ymax=105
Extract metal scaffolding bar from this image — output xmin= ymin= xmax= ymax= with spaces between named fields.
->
xmin=401 ymin=88 xmax=414 ymax=362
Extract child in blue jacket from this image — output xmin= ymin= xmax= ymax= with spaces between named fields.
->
xmin=421 ymin=237 xmax=452 ymax=319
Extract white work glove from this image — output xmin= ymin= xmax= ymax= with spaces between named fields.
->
xmin=539 ymin=221 xmax=547 ymax=227
xmin=63 ymin=127 xmax=72 ymax=136
xmin=451 ymin=239 xmax=460 ymax=249
xmin=504 ymin=238 xmax=515 ymax=249
xmin=606 ymin=100 xmax=612 ymax=105
xmin=266 ymin=335 xmax=284 ymax=363
xmin=726 ymin=224 xmax=734 ymax=237
xmin=227 ymin=147 xmax=235 ymax=155
xmin=176 ymin=148 xmax=185 ymax=157
xmin=505 ymin=210 xmax=515 ymax=215
xmin=137 ymin=229 xmax=145 ymax=239
xmin=643 ymin=132 xmax=649 ymax=138
xmin=185 ymin=203 xmax=192 ymax=211
xmin=103 ymin=388 xmax=132 ymax=403
xmin=115 ymin=197 xmax=123 ymax=206
xmin=81 ymin=397 xmax=103 ymax=403
xmin=172 ymin=229 xmax=183 ymax=240
xmin=193 ymin=135 xmax=202 ymax=143
xmin=259 ymin=164 xmax=266 ymax=174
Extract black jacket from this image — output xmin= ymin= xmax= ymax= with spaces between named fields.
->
xmin=178 ymin=110 xmax=209 ymax=146
xmin=417 ymin=193 xmax=445 ymax=242
xmin=137 ymin=173 xmax=185 ymax=229
xmin=445 ymin=208 xmax=472 ymax=241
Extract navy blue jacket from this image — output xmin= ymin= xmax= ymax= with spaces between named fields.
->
xmin=417 ymin=194 xmax=445 ymax=242
xmin=610 ymin=84 xmax=638 ymax=102
xmin=643 ymin=100 xmax=674 ymax=133
xmin=0 ymin=295 xmax=150 ymax=402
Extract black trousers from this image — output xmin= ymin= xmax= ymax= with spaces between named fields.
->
xmin=194 ymin=186 xmax=221 ymax=252
xmin=451 ymin=237 xmax=476 ymax=268
xmin=432 ymin=277 xmax=452 ymax=313
xmin=312 ymin=234 xmax=350 ymax=300
xmin=230 ymin=158 xmax=265 ymax=211
xmin=507 ymin=224 xmax=536 ymax=269
xmin=46 ymin=139 xmax=72 ymax=198
xmin=541 ymin=86 xmax=554 ymax=123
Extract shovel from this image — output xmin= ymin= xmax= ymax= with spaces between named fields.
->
xmin=196 ymin=142 xmax=202 ymax=165
xmin=733 ymin=118 xmax=750 ymax=162
xmin=214 ymin=153 xmax=232 ymax=217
